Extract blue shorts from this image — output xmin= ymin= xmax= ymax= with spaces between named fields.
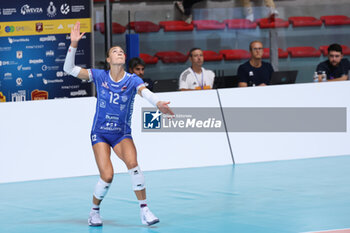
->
xmin=90 ymin=131 xmax=133 ymax=148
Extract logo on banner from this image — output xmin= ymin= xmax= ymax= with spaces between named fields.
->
xmin=46 ymin=50 xmax=54 ymax=57
xmin=60 ymin=3 xmax=70 ymax=15
xmin=20 ymin=4 xmax=43 ymax=15
xmin=47 ymin=2 xmax=57 ymax=18
xmin=0 ymin=92 xmax=6 ymax=102
xmin=16 ymin=51 xmax=23 ymax=59
xmin=5 ymin=26 xmax=15 ymax=33
xmin=12 ymin=90 xmax=26 ymax=102
xmin=36 ymin=23 xmax=43 ymax=32
xmin=143 ymin=110 xmax=162 ymax=129
xmin=31 ymin=89 xmax=48 ymax=100
xmin=8 ymin=38 xmax=30 ymax=44
xmin=16 ymin=77 xmax=23 ymax=86
xmin=40 ymin=36 xmax=56 ymax=42
xmin=4 ymin=72 xmax=12 ymax=80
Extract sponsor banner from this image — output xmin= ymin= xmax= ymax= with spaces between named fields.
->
xmin=0 ymin=1 xmax=90 ymax=21
xmin=142 ymin=107 xmax=346 ymax=132
xmin=0 ymin=18 xmax=91 ymax=37
xmin=0 ymin=1 xmax=92 ymax=102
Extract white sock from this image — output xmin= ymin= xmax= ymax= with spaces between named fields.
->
xmin=139 ymin=199 xmax=147 ymax=208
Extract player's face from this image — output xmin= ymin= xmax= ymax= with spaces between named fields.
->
xmin=107 ymin=46 xmax=125 ymax=65
xmin=328 ymin=51 xmax=343 ymax=67
xmin=131 ymin=64 xmax=145 ymax=78
xmin=250 ymin=42 xmax=264 ymax=60
xmin=190 ymin=49 xmax=204 ymax=67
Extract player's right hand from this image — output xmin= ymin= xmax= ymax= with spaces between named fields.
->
xmin=70 ymin=21 xmax=85 ymax=46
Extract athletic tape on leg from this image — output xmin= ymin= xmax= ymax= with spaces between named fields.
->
xmin=93 ymin=178 xmax=111 ymax=200
xmin=128 ymin=166 xmax=145 ymax=191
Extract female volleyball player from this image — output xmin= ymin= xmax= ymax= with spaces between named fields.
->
xmin=63 ymin=22 xmax=174 ymax=227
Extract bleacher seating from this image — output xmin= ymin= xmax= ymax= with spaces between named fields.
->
xmin=128 ymin=21 xmax=160 ymax=33
xmin=287 ymin=47 xmax=321 ymax=58
xmin=257 ymin=18 xmax=290 ymax=28
xmin=223 ymin=19 xmax=257 ymax=29
xmin=288 ymin=16 xmax=323 ymax=27
xmin=155 ymin=51 xmax=188 ymax=63
xmin=320 ymin=15 xmax=350 ymax=26
xmin=140 ymin=53 xmax=159 ymax=64
xmin=219 ymin=49 xmax=251 ymax=60
xmin=202 ymin=50 xmax=223 ymax=61
xmin=193 ymin=20 xmax=226 ymax=30
xmin=94 ymin=22 xmax=126 ymax=34
xmin=159 ymin=21 xmax=194 ymax=32
xmin=263 ymin=48 xmax=289 ymax=59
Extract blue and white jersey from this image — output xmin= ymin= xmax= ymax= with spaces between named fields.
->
xmin=88 ymin=69 xmax=145 ymax=134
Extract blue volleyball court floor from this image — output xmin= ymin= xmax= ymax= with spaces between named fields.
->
xmin=1 ymin=155 xmax=350 ymax=233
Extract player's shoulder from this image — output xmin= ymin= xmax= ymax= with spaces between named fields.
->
xmin=203 ymin=67 xmax=215 ymax=77
xmin=126 ymin=72 xmax=142 ymax=81
xmin=341 ymin=58 xmax=350 ymax=65
xmin=180 ymin=67 xmax=192 ymax=81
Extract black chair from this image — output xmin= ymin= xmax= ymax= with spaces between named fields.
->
xmin=152 ymin=79 xmax=179 ymax=92
xmin=213 ymin=75 xmax=239 ymax=89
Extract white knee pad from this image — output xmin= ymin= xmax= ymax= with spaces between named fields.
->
xmin=128 ymin=166 xmax=145 ymax=191
xmin=93 ymin=178 xmax=111 ymax=200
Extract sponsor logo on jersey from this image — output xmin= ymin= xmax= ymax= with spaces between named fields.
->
xmin=102 ymin=81 xmax=109 ymax=89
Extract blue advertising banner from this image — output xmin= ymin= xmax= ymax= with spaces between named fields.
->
xmin=0 ymin=0 xmax=92 ymax=102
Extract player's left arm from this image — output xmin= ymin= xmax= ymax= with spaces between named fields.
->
xmin=327 ymin=74 xmax=348 ymax=81
xmin=138 ymin=86 xmax=174 ymax=116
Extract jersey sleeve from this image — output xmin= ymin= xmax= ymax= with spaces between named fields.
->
xmin=87 ymin=69 xmax=94 ymax=83
xmin=179 ymin=70 xmax=189 ymax=89
xmin=132 ymin=74 xmax=145 ymax=91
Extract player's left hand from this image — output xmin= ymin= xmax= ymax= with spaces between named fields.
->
xmin=156 ymin=101 xmax=175 ymax=118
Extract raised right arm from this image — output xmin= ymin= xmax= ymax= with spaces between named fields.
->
xmin=63 ymin=22 xmax=90 ymax=81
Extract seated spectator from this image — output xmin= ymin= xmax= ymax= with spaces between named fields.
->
xmin=128 ymin=57 xmax=154 ymax=91
xmin=175 ymin=0 xmax=203 ymax=24
xmin=179 ymin=48 xmax=215 ymax=91
xmin=240 ymin=0 xmax=278 ymax=22
xmin=316 ymin=43 xmax=350 ymax=82
xmin=237 ymin=40 xmax=274 ymax=87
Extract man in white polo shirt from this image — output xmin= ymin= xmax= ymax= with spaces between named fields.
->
xmin=179 ymin=48 xmax=215 ymax=91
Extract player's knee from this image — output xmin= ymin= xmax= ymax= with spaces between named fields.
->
xmin=100 ymin=174 xmax=113 ymax=184
xmin=93 ymin=177 xmax=111 ymax=200
xmin=127 ymin=161 xmax=138 ymax=170
xmin=128 ymin=166 xmax=145 ymax=191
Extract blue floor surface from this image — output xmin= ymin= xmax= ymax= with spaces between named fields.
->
xmin=1 ymin=155 xmax=350 ymax=233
